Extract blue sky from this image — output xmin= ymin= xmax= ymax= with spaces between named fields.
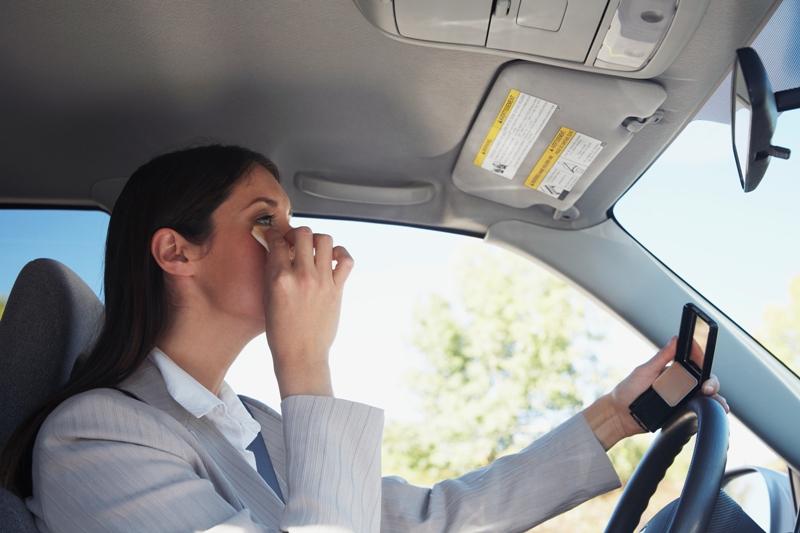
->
xmin=616 ymin=110 xmax=800 ymax=334
xmin=0 ymin=209 xmax=108 ymax=299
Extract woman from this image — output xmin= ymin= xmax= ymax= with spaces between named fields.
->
xmin=0 ymin=145 xmax=728 ymax=532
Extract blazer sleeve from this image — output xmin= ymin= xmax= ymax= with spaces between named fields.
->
xmin=280 ymin=395 xmax=384 ymax=532
xmin=380 ymin=412 xmax=622 ymax=532
xmin=29 ymin=389 xmax=384 ymax=533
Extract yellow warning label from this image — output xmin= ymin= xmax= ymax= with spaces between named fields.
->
xmin=525 ymin=127 xmax=576 ymax=189
xmin=474 ymin=89 xmax=520 ymax=167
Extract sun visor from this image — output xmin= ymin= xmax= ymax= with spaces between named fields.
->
xmin=452 ymin=62 xmax=666 ymax=212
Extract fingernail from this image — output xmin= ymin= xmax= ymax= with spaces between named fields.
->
xmin=703 ymin=384 xmax=713 ymax=394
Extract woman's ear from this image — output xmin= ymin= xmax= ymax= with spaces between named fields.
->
xmin=151 ymin=228 xmax=197 ymax=277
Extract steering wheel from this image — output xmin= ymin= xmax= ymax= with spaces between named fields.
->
xmin=604 ymin=396 xmax=729 ymax=533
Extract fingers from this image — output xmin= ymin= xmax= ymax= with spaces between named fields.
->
xmin=282 ymin=228 xmax=337 ymax=274
xmin=266 ymin=226 xmax=348 ymax=284
xmin=700 ymin=374 xmax=728 ymax=412
xmin=284 ymin=226 xmax=314 ymax=271
xmin=262 ymin=228 xmax=292 ymax=271
xmin=712 ymin=393 xmax=730 ymax=413
xmin=332 ymin=246 xmax=354 ymax=286
xmin=643 ymin=336 xmax=677 ymax=371
xmin=702 ymin=374 xmax=720 ymax=395
xmin=313 ymin=233 xmax=333 ymax=274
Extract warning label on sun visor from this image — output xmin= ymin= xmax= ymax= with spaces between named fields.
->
xmin=525 ymin=127 xmax=604 ymax=200
xmin=474 ymin=89 xmax=557 ymax=180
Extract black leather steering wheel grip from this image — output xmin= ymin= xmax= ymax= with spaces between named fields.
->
xmin=605 ymin=396 xmax=729 ymax=533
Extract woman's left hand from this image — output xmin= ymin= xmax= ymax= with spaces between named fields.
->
xmin=584 ymin=337 xmax=729 ymax=450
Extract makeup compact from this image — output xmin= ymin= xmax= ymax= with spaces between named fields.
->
xmin=629 ymin=303 xmax=718 ymax=433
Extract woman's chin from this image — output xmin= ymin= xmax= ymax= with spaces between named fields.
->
xmin=246 ymin=320 xmax=267 ymax=340
xmin=228 ymin=311 xmax=266 ymax=340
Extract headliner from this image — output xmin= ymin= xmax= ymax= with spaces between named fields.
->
xmin=0 ymin=0 xmax=779 ymax=232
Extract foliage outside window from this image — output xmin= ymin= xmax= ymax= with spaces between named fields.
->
xmin=379 ymin=243 xmax=691 ymax=530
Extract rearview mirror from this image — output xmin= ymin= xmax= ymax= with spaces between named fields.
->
xmin=731 ymin=47 xmax=799 ymax=192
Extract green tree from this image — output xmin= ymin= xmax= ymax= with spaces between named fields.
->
xmin=760 ymin=275 xmax=800 ymax=374
xmin=381 ymin=244 xmax=694 ymax=532
xmin=0 ymin=296 xmax=5 ymax=321
xmin=383 ymin=245 xmax=608 ymax=485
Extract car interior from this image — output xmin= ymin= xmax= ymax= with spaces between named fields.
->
xmin=1 ymin=0 xmax=799 ymax=531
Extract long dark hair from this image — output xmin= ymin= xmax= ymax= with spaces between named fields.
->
xmin=0 ymin=144 xmax=279 ymax=497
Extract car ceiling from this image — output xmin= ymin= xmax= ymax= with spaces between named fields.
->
xmin=0 ymin=0 xmax=780 ymax=233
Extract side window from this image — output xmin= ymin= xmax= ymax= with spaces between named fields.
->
xmin=0 ymin=209 xmax=109 ymax=318
xmin=230 ymin=217 xmax=784 ymax=528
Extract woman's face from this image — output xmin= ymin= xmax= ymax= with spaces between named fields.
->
xmin=192 ymin=164 xmax=294 ymax=335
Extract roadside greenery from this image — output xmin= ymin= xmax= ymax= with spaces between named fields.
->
xmin=0 ymin=296 xmax=5 ymax=320
xmin=383 ymin=246 xmax=586 ymax=484
xmin=761 ymin=275 xmax=800 ymax=375
xmin=381 ymin=245 xmax=692 ymax=531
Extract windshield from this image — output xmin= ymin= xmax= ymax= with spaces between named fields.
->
xmin=615 ymin=0 xmax=800 ymax=377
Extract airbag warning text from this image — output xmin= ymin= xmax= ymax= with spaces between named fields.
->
xmin=474 ymin=89 xmax=557 ymax=180
xmin=525 ymin=127 xmax=604 ymax=200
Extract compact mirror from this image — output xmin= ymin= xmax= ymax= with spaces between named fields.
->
xmin=629 ymin=303 xmax=718 ymax=432
xmin=674 ymin=303 xmax=717 ymax=383
xmin=655 ymin=313 xmax=712 ymax=407
xmin=688 ymin=316 xmax=710 ymax=372
xmin=731 ymin=47 xmax=798 ymax=192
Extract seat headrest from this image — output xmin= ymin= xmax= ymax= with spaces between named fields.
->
xmin=0 ymin=259 xmax=104 ymax=448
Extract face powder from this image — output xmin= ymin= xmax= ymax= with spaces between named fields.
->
xmin=652 ymin=363 xmax=698 ymax=407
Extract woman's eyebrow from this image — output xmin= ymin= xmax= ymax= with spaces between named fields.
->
xmin=246 ymin=196 xmax=293 ymax=216
xmin=246 ymin=197 xmax=279 ymax=209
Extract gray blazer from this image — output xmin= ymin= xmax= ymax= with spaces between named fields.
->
xmin=26 ymin=359 xmax=620 ymax=532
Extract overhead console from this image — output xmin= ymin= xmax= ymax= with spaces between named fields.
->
xmin=353 ymin=0 xmax=710 ymax=77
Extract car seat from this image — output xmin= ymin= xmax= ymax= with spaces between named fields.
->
xmin=0 ymin=259 xmax=104 ymax=532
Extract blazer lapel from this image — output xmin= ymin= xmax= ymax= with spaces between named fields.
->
xmin=118 ymin=359 xmax=286 ymax=524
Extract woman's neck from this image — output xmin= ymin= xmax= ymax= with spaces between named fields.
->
xmin=155 ymin=305 xmax=257 ymax=396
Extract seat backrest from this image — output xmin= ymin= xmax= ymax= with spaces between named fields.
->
xmin=0 ymin=489 xmax=38 ymax=532
xmin=0 ymin=258 xmax=104 ymax=531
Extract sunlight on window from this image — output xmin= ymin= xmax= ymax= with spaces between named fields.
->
xmin=615 ymin=87 xmax=800 ymax=379
xmin=228 ymin=216 xmax=781 ymax=531
xmin=0 ymin=209 xmax=108 ymax=302
xmin=0 ymin=206 xmax=785 ymax=530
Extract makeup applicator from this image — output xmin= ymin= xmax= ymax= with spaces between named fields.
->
xmin=251 ymin=226 xmax=270 ymax=252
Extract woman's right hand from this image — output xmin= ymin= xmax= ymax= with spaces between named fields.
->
xmin=259 ymin=226 xmax=354 ymax=399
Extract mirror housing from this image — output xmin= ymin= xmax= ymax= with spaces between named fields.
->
xmin=731 ymin=47 xmax=796 ymax=192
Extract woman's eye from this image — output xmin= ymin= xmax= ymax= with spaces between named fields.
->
xmin=255 ymin=215 xmax=274 ymax=226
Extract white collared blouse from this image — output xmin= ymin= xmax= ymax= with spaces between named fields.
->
xmin=148 ymin=347 xmax=261 ymax=471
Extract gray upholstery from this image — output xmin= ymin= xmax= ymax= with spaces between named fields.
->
xmin=0 ymin=489 xmax=38 ymax=532
xmin=0 ymin=258 xmax=104 ymax=532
